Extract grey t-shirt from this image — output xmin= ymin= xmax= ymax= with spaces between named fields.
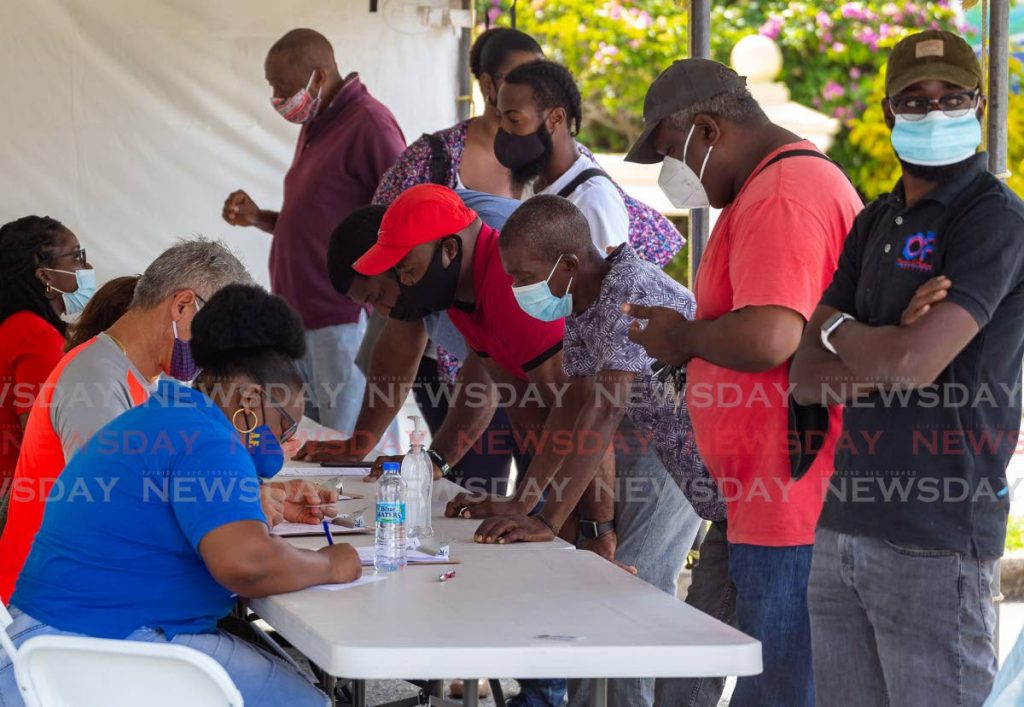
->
xmin=50 ymin=333 xmax=154 ymax=461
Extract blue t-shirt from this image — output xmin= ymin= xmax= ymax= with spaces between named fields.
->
xmin=12 ymin=380 xmax=268 ymax=639
xmin=456 ymin=188 xmax=518 ymax=230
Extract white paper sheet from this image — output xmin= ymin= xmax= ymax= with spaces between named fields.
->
xmin=270 ymin=522 xmax=370 ymax=537
xmin=308 ymin=574 xmax=389 ymax=592
xmin=276 ymin=466 xmax=371 ymax=478
xmin=355 ymin=546 xmax=455 ymax=566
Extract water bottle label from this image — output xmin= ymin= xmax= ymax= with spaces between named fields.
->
xmin=376 ymin=501 xmax=406 ymax=525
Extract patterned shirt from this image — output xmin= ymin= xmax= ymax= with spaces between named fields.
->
xmin=563 ymin=245 xmax=724 ymax=521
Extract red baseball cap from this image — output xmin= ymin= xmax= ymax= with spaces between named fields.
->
xmin=353 ymin=184 xmax=478 ymax=276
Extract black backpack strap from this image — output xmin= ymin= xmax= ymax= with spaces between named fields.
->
xmin=423 ymin=132 xmax=449 ymax=186
xmin=755 ymin=148 xmax=864 ymax=204
xmin=557 ymin=168 xmax=610 ymax=199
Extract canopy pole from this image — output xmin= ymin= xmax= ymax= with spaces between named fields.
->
xmin=456 ymin=0 xmax=473 ymax=122
xmin=987 ymin=0 xmax=1010 ymax=181
xmin=687 ymin=0 xmax=712 ymax=284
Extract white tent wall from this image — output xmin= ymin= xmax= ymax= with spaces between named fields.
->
xmin=0 ymin=0 xmax=459 ymax=287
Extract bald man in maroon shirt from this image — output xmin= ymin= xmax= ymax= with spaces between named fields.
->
xmin=223 ymin=28 xmax=406 ymax=434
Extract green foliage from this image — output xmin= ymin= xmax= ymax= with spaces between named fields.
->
xmin=478 ymin=0 xmax=689 ymax=150
xmin=479 ymin=1 xmax=1024 ymax=198
xmin=1007 ymin=514 xmax=1024 ymax=552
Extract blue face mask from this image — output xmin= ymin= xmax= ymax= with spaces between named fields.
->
xmin=512 ymin=256 xmax=573 ymax=322
xmin=47 ymin=268 xmax=97 ymax=316
xmin=246 ymin=424 xmax=285 ymax=479
xmin=891 ymin=111 xmax=981 ymax=167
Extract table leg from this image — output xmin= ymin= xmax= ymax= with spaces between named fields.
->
xmin=351 ymin=679 xmax=367 ymax=707
xmin=589 ymin=678 xmax=608 ymax=707
xmin=461 ymin=678 xmax=480 ymax=707
xmin=321 ymin=675 xmax=337 ymax=707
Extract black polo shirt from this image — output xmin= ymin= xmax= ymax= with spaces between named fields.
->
xmin=818 ymin=153 xmax=1024 ymax=557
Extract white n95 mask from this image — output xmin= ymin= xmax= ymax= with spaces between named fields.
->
xmin=658 ymin=124 xmax=713 ymax=209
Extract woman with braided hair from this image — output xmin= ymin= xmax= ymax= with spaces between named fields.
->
xmin=496 ymin=59 xmax=684 ymax=266
xmin=0 ymin=216 xmax=94 ymax=495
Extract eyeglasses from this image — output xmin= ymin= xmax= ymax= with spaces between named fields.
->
xmin=888 ymin=90 xmax=980 ymax=121
xmin=266 ymin=398 xmax=299 ymax=443
xmin=52 ymin=247 xmax=87 ymax=267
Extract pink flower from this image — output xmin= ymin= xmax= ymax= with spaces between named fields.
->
xmin=841 ymin=3 xmax=865 ymax=20
xmin=832 ymin=42 xmax=847 ymax=52
xmin=629 ymin=39 xmax=641 ymax=49
xmin=816 ymin=11 xmax=832 ymax=27
xmin=823 ymin=80 xmax=845 ymax=101
xmin=850 ymin=67 xmax=862 ymax=79
xmin=759 ymin=17 xmax=783 ymax=40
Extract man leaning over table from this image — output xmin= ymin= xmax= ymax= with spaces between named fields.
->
xmin=222 ymin=28 xmax=405 ymax=435
xmin=352 ymin=185 xmax=619 ymax=559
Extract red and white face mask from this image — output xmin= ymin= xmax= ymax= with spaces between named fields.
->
xmin=271 ymin=71 xmax=321 ymax=124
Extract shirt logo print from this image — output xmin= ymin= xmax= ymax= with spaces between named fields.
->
xmin=897 ymin=231 xmax=936 ymax=272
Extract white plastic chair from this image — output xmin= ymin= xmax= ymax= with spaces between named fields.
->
xmin=1 ymin=603 xmax=244 ymax=707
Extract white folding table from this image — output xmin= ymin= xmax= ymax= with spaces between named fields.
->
xmin=249 ymin=543 xmax=760 ymax=707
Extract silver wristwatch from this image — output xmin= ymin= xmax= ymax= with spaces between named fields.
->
xmin=820 ymin=312 xmax=855 ymax=355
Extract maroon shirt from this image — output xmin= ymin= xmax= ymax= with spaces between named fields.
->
xmin=271 ymin=74 xmax=406 ymax=329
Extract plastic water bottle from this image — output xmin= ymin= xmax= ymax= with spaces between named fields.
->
xmin=402 ymin=416 xmax=434 ymax=539
xmin=374 ymin=462 xmax=407 ymax=572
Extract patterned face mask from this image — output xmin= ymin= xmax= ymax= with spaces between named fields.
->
xmin=271 ymin=72 xmax=321 ymax=124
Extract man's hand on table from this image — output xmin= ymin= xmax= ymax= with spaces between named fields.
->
xmin=260 ymin=480 xmax=339 ymax=528
xmin=473 ymin=514 xmax=554 ymax=544
xmin=444 ymin=492 xmax=522 ymax=519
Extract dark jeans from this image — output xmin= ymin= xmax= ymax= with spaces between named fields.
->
xmin=413 ymin=355 xmax=527 ymax=496
xmin=728 ymin=540 xmax=815 ymax=707
xmin=809 ymin=527 xmax=998 ymax=707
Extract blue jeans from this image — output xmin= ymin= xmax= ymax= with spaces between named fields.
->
xmin=299 ymin=315 xmax=368 ymax=436
xmin=654 ymin=521 xmax=735 ymax=707
xmin=728 ymin=541 xmax=814 ymax=707
xmin=809 ymin=527 xmax=997 ymax=707
xmin=0 ymin=607 xmax=329 ymax=707
xmin=562 ymin=420 xmax=702 ymax=707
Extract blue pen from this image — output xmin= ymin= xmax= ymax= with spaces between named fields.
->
xmin=322 ymin=519 xmax=334 ymax=545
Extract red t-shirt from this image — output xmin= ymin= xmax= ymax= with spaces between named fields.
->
xmin=446 ymin=224 xmax=564 ymax=380
xmin=0 ymin=312 xmax=64 ymax=483
xmin=686 ymin=142 xmax=862 ymax=547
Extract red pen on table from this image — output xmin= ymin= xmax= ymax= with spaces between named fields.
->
xmin=438 ymin=570 xmax=456 ymax=583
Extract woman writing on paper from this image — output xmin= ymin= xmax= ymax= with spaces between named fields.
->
xmin=0 ymin=285 xmax=359 ymax=707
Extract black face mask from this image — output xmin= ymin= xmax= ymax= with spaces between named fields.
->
xmin=398 ymin=237 xmax=463 ymax=313
xmin=494 ymin=125 xmax=552 ymax=187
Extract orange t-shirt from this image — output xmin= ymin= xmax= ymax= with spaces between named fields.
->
xmin=686 ymin=142 xmax=862 ymax=547
xmin=0 ymin=335 xmax=149 ymax=600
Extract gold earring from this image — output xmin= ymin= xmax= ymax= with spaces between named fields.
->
xmin=232 ymin=408 xmax=258 ymax=434
xmin=45 ymin=282 xmax=53 ymax=295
